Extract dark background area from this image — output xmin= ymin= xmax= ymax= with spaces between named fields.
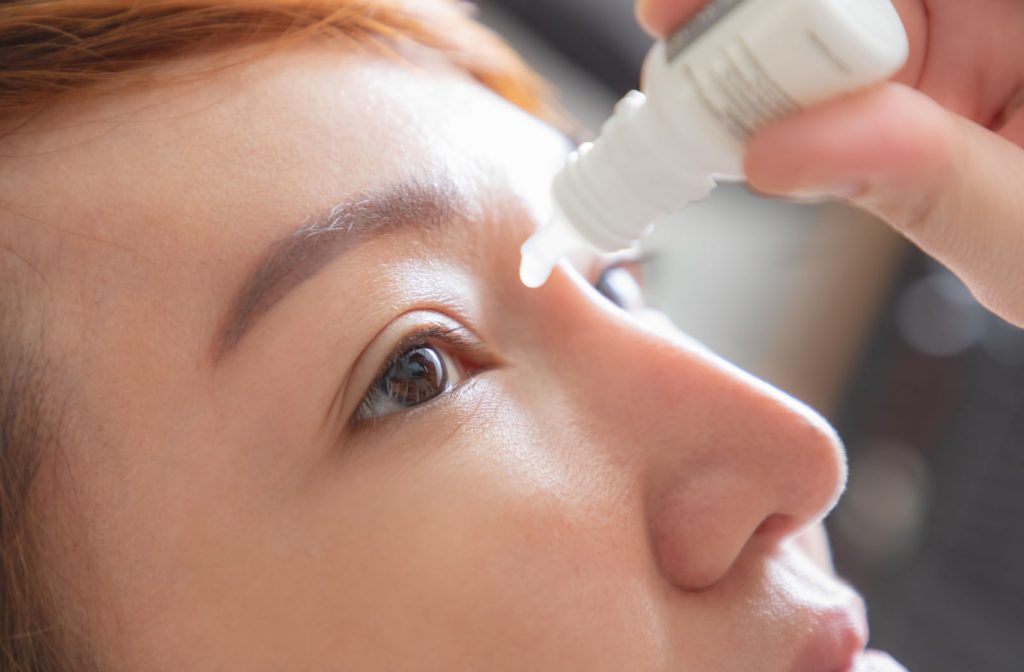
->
xmin=830 ymin=254 xmax=1024 ymax=671
xmin=483 ymin=0 xmax=1024 ymax=668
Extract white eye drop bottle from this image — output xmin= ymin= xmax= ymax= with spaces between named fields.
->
xmin=519 ymin=0 xmax=909 ymax=288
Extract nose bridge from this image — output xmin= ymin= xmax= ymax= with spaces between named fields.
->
xmin=549 ymin=291 xmax=847 ymax=591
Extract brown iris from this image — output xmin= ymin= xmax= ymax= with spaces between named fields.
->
xmin=382 ymin=345 xmax=448 ymax=407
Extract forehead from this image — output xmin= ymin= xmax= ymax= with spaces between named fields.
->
xmin=0 ymin=44 xmax=567 ymax=347
xmin=4 ymin=45 xmax=563 ymax=248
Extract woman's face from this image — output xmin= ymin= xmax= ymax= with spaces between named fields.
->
xmin=8 ymin=45 xmax=866 ymax=671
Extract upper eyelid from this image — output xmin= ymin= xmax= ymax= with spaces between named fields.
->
xmin=351 ymin=334 xmax=465 ymax=426
xmin=336 ymin=316 xmax=493 ymax=430
xmin=348 ymin=332 xmax=489 ymax=431
xmin=598 ymin=253 xmax=651 ymax=277
xmin=361 ymin=326 xmax=470 ymax=402
xmin=583 ymin=252 xmax=650 ymax=286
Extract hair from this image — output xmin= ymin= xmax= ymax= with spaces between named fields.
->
xmin=0 ymin=2 xmax=553 ymax=669
xmin=0 ymin=296 xmax=72 ymax=672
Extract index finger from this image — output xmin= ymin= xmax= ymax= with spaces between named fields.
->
xmin=636 ymin=0 xmax=712 ymax=38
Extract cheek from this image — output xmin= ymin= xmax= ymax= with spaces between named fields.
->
xmin=291 ymin=397 xmax=669 ymax=670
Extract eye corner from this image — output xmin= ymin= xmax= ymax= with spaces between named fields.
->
xmin=346 ymin=315 xmax=495 ymax=427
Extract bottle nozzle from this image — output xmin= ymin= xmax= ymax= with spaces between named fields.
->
xmin=519 ymin=210 xmax=589 ymax=289
xmin=518 ymin=238 xmax=557 ymax=288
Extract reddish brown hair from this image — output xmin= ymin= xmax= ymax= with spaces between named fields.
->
xmin=0 ymin=2 xmax=553 ymax=669
xmin=0 ymin=0 xmax=557 ymax=133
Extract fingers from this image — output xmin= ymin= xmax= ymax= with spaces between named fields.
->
xmin=635 ymin=0 xmax=710 ymax=38
xmin=745 ymin=83 xmax=1024 ymax=327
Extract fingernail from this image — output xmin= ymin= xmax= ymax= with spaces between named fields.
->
xmin=774 ymin=182 xmax=863 ymax=203
xmin=781 ymin=190 xmax=839 ymax=204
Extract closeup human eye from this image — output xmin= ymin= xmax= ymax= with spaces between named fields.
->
xmin=353 ymin=326 xmax=473 ymax=424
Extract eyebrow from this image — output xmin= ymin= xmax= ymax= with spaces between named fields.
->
xmin=214 ymin=179 xmax=462 ymax=359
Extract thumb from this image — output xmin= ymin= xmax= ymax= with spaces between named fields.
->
xmin=635 ymin=0 xmax=709 ymax=38
xmin=745 ymin=83 xmax=1024 ymax=328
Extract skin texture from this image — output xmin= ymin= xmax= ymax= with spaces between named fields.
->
xmin=3 ymin=45 xmax=872 ymax=670
xmin=638 ymin=0 xmax=1024 ymax=327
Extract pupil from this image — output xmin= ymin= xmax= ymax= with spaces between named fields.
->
xmin=384 ymin=345 xmax=447 ymax=406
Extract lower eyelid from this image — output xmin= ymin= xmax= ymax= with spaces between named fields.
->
xmin=349 ymin=327 xmax=487 ymax=426
xmin=349 ymin=367 xmax=487 ymax=432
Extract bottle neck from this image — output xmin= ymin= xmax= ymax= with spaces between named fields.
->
xmin=552 ymin=89 xmax=722 ymax=253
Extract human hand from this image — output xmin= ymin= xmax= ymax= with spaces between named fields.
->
xmin=637 ymin=0 xmax=1024 ymax=328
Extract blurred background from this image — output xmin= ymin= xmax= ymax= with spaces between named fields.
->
xmin=475 ymin=1 xmax=1024 ymax=669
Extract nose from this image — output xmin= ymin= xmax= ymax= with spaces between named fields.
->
xmin=547 ymin=283 xmax=847 ymax=592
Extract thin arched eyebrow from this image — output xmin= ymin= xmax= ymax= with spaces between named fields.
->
xmin=213 ymin=178 xmax=463 ymax=361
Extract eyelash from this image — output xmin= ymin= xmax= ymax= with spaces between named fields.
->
xmin=351 ymin=325 xmax=477 ymax=426
xmin=349 ymin=259 xmax=646 ymax=427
